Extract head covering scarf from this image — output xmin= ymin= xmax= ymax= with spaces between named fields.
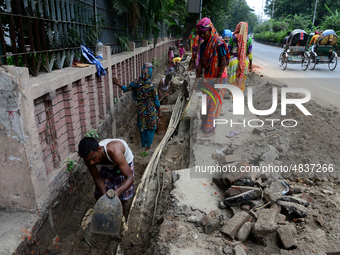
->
xmin=195 ymin=17 xmax=228 ymax=78
xmin=133 ymin=62 xmax=153 ymax=86
xmin=234 ymin=22 xmax=248 ymax=79
xmin=196 ymin=17 xmax=219 ymax=37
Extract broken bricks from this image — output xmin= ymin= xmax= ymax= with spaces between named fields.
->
xmin=201 ymin=210 xmax=221 ymax=234
xmin=263 ymin=180 xmax=289 ymax=204
xmin=222 ymin=162 xmax=258 ymax=187
xmin=224 ymin=190 xmax=260 ymax=206
xmin=277 ymin=201 xmax=308 ymax=218
xmin=277 ymin=226 xmax=297 ymax=250
xmin=254 ymin=209 xmax=278 ymax=236
xmin=220 ymin=211 xmax=250 ymax=239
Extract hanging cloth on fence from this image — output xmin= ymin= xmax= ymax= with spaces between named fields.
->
xmin=80 ymin=43 xmax=106 ymax=77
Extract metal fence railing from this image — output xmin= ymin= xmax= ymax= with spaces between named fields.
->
xmin=0 ymin=0 xmax=170 ymax=76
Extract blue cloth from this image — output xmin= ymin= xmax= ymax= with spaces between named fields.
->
xmin=81 ymin=43 xmax=106 ymax=77
xmin=165 ymin=67 xmax=177 ymax=76
xmin=140 ymin=129 xmax=155 ymax=147
xmin=222 ymin=30 xmax=232 ymax=38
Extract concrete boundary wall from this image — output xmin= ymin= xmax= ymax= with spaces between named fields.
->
xmin=0 ymin=39 xmax=175 ymax=213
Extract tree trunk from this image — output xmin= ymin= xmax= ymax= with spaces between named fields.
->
xmin=181 ymin=13 xmax=199 ymax=50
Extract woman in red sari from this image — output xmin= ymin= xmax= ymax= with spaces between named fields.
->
xmin=195 ymin=17 xmax=229 ymax=133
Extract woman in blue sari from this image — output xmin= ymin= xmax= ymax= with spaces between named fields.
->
xmin=113 ymin=63 xmax=161 ymax=150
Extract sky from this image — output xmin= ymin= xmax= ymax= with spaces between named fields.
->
xmin=246 ymin=0 xmax=269 ymax=19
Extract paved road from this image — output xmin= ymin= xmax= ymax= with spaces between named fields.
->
xmin=252 ymin=41 xmax=340 ymax=107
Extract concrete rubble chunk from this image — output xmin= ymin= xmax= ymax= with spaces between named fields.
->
xmin=218 ymin=154 xmax=242 ymax=164
xmin=315 ymin=215 xmax=324 ymax=226
xmin=187 ymin=216 xmax=199 ymax=223
xmin=224 ymin=190 xmax=260 ymax=206
xmin=220 ymin=211 xmax=250 ymax=239
xmin=234 ymin=245 xmax=247 ymax=255
xmin=276 ymin=213 xmax=286 ymax=223
xmin=254 ymin=209 xmax=278 ymax=236
xmin=279 ymin=196 xmax=309 ymax=207
xmin=201 ymin=210 xmax=219 ymax=226
xmin=237 ymin=222 xmax=253 ymax=242
xmin=263 ymin=180 xmax=288 ymax=204
xmin=222 ymin=163 xmax=258 ymax=187
xmin=205 ymin=217 xmax=221 ymax=234
xmin=228 ymin=187 xmax=242 ymax=197
xmin=230 ymin=186 xmax=262 ymax=196
xmin=277 ymin=201 xmax=308 ymax=218
xmin=292 ymin=187 xmax=304 ymax=194
xmin=223 ymin=246 xmax=233 ymax=255
xmin=241 ymin=205 xmax=251 ymax=211
xmin=270 ymin=203 xmax=281 ymax=212
xmin=300 ymin=192 xmax=314 ymax=203
xmin=277 ymin=226 xmax=297 ymax=250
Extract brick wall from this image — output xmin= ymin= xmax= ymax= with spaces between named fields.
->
xmin=4 ymin=40 xmax=175 ymax=212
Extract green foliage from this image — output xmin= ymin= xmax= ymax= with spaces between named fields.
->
xmin=221 ymin=0 xmax=258 ymax=32
xmin=321 ymin=4 xmax=340 ymax=33
xmin=140 ymin=151 xmax=148 ymax=157
xmin=152 ymin=57 xmax=160 ymax=67
xmin=116 ymin=34 xmax=131 ymax=52
xmin=64 ymin=158 xmax=78 ymax=172
xmin=254 ymin=15 xmax=312 ymax=44
xmin=85 ymin=130 xmax=99 ymax=138
xmin=68 ymin=15 xmax=106 ymax=47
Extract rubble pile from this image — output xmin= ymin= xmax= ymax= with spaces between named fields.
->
xmin=211 ymin=159 xmax=311 ymax=251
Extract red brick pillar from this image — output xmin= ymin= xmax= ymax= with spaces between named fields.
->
xmin=78 ymin=78 xmax=92 ymax=136
xmin=52 ymin=88 xmax=70 ymax=164
xmin=88 ymin=74 xmax=99 ymax=128
xmin=117 ymin=63 xmax=123 ymax=97
xmin=64 ymin=82 xmax=82 ymax=152
xmin=104 ymin=71 xmax=110 ymax=111
xmin=112 ymin=65 xmax=119 ymax=100
xmin=97 ymin=75 xmax=106 ymax=119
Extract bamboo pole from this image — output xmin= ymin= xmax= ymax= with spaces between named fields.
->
xmin=127 ymin=94 xmax=184 ymax=221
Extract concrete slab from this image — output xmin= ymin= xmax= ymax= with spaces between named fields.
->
xmin=171 ymin=169 xmax=222 ymax=215
xmin=0 ymin=211 xmax=38 ymax=255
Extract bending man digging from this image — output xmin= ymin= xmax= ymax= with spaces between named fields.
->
xmin=78 ymin=137 xmax=135 ymax=218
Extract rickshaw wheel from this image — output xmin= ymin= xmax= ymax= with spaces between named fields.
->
xmin=302 ymin=53 xmax=309 ymax=71
xmin=279 ymin=52 xmax=287 ymax=70
xmin=309 ymin=53 xmax=317 ymax=70
xmin=328 ymin=52 xmax=337 ymax=71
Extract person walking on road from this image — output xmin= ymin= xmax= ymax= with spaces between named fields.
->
xmin=194 ymin=17 xmax=229 ymax=134
xmin=228 ymin=22 xmax=253 ymax=92
xmin=113 ymin=63 xmax=161 ymax=150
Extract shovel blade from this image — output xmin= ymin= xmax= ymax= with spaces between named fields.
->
xmin=90 ymin=194 xmax=122 ymax=236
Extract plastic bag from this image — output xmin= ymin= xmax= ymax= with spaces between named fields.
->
xmin=181 ymin=91 xmax=199 ymax=120
xmin=81 ymin=43 xmax=106 ymax=77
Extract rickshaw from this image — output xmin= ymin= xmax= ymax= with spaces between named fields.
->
xmin=308 ymin=30 xmax=338 ymax=71
xmin=279 ymin=29 xmax=309 ymax=71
